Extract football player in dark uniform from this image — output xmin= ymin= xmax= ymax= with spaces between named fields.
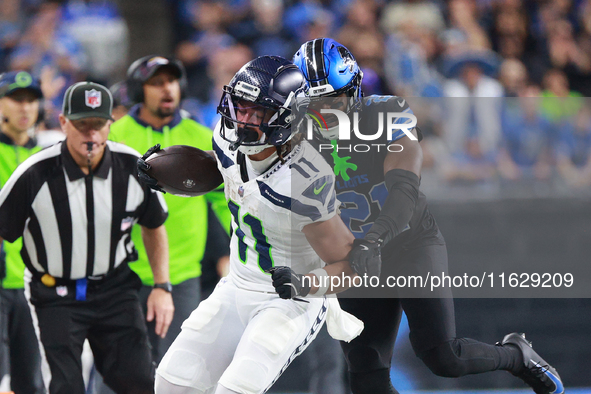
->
xmin=294 ymin=38 xmax=564 ymax=394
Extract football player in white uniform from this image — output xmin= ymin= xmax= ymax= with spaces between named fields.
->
xmin=147 ymin=56 xmax=365 ymax=394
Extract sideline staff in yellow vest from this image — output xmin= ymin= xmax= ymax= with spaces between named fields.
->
xmin=109 ymin=55 xmax=230 ymax=363
xmin=0 ymin=71 xmax=44 ymax=394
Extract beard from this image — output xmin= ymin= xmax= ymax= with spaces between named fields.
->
xmin=155 ymin=106 xmax=175 ymax=119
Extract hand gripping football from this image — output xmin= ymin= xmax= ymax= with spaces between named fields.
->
xmin=144 ymin=145 xmax=223 ymax=197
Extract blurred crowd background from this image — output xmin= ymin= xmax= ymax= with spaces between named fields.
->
xmin=2 ymin=1 xmax=591 ymax=392
xmin=2 ymin=0 xmax=591 ymax=197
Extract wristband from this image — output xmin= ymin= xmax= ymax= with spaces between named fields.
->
xmin=309 ymin=268 xmax=329 ymax=296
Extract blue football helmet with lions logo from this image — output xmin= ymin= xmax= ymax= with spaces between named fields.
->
xmin=293 ymin=38 xmax=364 ymax=140
xmin=217 ymin=55 xmax=307 ymax=155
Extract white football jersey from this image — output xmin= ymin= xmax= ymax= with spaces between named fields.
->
xmin=212 ymin=121 xmax=337 ymax=292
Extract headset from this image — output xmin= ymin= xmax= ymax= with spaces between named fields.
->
xmin=126 ymin=55 xmax=188 ymax=104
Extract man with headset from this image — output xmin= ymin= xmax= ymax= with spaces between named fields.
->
xmin=0 ymin=71 xmax=45 ymax=394
xmin=109 ymin=55 xmax=231 ymax=364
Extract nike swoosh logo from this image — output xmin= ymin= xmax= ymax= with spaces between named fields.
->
xmin=532 ymin=360 xmax=564 ymax=393
xmin=397 ymin=99 xmax=406 ymax=107
xmin=314 ymin=182 xmax=327 ymax=195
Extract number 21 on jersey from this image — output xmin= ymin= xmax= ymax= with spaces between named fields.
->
xmin=228 ymin=200 xmax=274 ymax=273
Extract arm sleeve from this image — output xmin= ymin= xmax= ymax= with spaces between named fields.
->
xmin=365 ymin=169 xmax=420 ymax=245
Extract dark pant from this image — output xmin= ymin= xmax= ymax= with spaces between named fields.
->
xmin=92 ymin=277 xmax=201 ymax=394
xmin=0 ymin=287 xmax=45 ymax=394
xmin=340 ymin=243 xmax=520 ymax=393
xmin=138 ymin=277 xmax=201 ymax=365
xmin=29 ymin=265 xmax=155 ymax=394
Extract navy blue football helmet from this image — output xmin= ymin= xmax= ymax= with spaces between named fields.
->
xmin=293 ymin=38 xmax=363 ymax=140
xmin=218 ymin=55 xmax=306 ymax=155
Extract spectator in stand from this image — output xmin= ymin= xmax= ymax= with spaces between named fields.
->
xmin=191 ymin=44 xmax=253 ymax=130
xmin=347 ymin=31 xmax=386 ymax=95
xmin=499 ymin=58 xmax=528 ymax=97
xmin=447 ymin=0 xmax=491 ymax=50
xmin=338 ymin=0 xmax=381 ymax=47
xmin=9 ymin=1 xmax=87 ymax=128
xmin=498 ymin=85 xmax=553 ymax=182
xmin=382 ymin=21 xmax=444 ymax=97
xmin=227 ymin=0 xmax=296 ymax=59
xmin=544 ymin=18 xmax=591 ymax=96
xmin=579 ymin=0 xmax=591 ymax=91
xmin=442 ymin=51 xmax=504 ymax=182
xmin=556 ymin=104 xmax=591 ymax=188
xmin=60 ymin=0 xmax=129 ymax=83
xmin=381 ymin=0 xmax=445 ymax=35
xmin=489 ymin=4 xmax=549 ymax=85
xmin=175 ymin=0 xmax=235 ymax=100
xmin=284 ymin=2 xmax=334 ymax=44
xmin=337 ymin=0 xmax=387 ymax=94
xmin=540 ymin=68 xmax=583 ymax=122
xmin=0 ymin=0 xmax=25 ymax=71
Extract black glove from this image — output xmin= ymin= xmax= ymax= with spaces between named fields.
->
xmin=349 ymin=238 xmax=382 ymax=278
xmin=268 ymin=266 xmax=311 ymax=299
xmin=137 ymin=144 xmax=165 ymax=193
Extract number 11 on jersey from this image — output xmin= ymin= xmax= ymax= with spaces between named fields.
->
xmin=228 ymin=200 xmax=274 ymax=273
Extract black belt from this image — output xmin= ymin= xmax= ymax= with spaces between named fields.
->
xmin=34 ymin=262 xmax=129 ymax=287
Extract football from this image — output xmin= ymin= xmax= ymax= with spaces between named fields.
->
xmin=145 ymin=145 xmax=223 ymax=197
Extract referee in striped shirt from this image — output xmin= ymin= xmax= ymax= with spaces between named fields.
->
xmin=0 ymin=82 xmax=173 ymax=394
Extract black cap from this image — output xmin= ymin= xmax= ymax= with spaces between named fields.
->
xmin=0 ymin=71 xmax=43 ymax=99
xmin=127 ymin=56 xmax=184 ymax=84
xmin=109 ymin=80 xmax=134 ymax=108
xmin=62 ymin=82 xmax=114 ymax=121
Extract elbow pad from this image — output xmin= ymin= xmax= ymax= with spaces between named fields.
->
xmin=366 ymin=169 xmax=420 ymax=245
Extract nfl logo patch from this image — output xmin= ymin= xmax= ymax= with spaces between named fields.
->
xmin=56 ymin=285 xmax=68 ymax=297
xmin=85 ymin=89 xmax=102 ymax=109
xmin=238 ymin=186 xmax=244 ymax=197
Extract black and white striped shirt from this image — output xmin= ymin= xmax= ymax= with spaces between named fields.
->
xmin=0 ymin=140 xmax=168 ymax=280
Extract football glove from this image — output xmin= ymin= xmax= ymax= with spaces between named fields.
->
xmin=349 ymin=238 xmax=382 ymax=278
xmin=268 ymin=266 xmax=311 ymax=299
xmin=137 ymin=144 xmax=165 ymax=193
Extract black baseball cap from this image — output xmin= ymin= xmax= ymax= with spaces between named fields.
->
xmin=0 ymin=71 xmax=43 ymax=99
xmin=127 ymin=55 xmax=184 ymax=84
xmin=62 ymin=82 xmax=114 ymax=121
xmin=109 ymin=80 xmax=134 ymax=108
